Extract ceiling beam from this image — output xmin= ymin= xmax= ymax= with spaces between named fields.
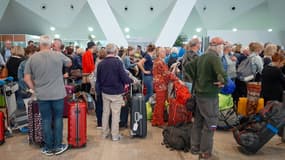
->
xmin=87 ymin=0 xmax=128 ymax=47
xmin=155 ymin=0 xmax=197 ymax=47
xmin=0 ymin=0 xmax=9 ymax=21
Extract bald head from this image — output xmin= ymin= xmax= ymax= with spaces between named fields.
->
xmin=208 ymin=37 xmax=224 ymax=56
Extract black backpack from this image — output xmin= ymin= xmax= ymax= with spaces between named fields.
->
xmin=162 ymin=123 xmax=192 ymax=152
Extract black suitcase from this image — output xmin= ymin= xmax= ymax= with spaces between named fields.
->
xmin=28 ymin=100 xmax=44 ymax=146
xmin=130 ymin=92 xmax=147 ymax=138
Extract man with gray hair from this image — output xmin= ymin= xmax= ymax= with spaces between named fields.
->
xmin=96 ymin=43 xmax=133 ymax=141
xmin=185 ymin=37 xmax=227 ymax=159
xmin=182 ymin=38 xmax=201 ymax=90
xmin=24 ymin=35 xmax=72 ymax=156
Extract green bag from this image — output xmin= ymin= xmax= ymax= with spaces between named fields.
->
xmin=218 ymin=93 xmax=233 ymax=111
xmin=146 ymin=102 xmax=153 ymax=120
xmin=0 ymin=95 xmax=5 ymax=108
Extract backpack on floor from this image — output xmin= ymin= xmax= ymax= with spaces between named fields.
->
xmin=162 ymin=123 xmax=192 ymax=152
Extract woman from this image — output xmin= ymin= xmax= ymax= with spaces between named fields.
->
xmin=94 ymin=48 xmax=107 ymax=128
xmin=152 ymin=47 xmax=178 ymax=127
xmin=138 ymin=44 xmax=155 ymax=102
xmin=6 ymin=46 xmax=25 ymax=110
xmin=263 ymin=44 xmax=277 ymax=67
xmin=261 ymin=53 xmax=285 ymax=103
xmin=18 ymin=46 xmax=37 ymax=95
xmin=123 ymin=46 xmax=138 ymax=76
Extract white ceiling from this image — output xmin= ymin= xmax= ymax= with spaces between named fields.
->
xmin=0 ymin=0 xmax=284 ymax=43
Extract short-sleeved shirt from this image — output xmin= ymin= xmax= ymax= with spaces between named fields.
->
xmin=143 ymin=53 xmax=153 ymax=76
xmin=24 ymin=51 xmax=71 ymax=100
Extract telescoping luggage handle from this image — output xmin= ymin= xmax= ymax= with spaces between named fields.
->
xmin=130 ymin=80 xmax=143 ymax=98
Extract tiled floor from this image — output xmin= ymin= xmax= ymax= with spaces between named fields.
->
xmin=1 ymin=113 xmax=285 ymax=160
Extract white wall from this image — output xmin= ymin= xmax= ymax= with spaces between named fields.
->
xmin=207 ymin=30 xmax=284 ymax=47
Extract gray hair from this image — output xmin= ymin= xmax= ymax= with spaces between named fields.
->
xmin=188 ymin=38 xmax=200 ymax=47
xmin=53 ymin=38 xmax=62 ymax=45
xmin=106 ymin=43 xmax=117 ymax=54
xmin=40 ymin=35 xmax=51 ymax=46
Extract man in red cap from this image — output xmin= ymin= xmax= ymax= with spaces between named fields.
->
xmin=185 ymin=37 xmax=227 ymax=160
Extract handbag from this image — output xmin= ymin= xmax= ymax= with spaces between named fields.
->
xmin=185 ymin=80 xmax=196 ymax=112
xmin=70 ymin=69 xmax=82 ymax=79
xmin=0 ymin=67 xmax=8 ymax=79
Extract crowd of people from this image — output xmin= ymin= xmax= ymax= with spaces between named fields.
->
xmin=0 ymin=35 xmax=284 ymax=159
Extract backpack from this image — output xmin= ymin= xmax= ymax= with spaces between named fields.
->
xmin=221 ymin=78 xmax=236 ymax=94
xmin=162 ymin=123 xmax=192 ymax=152
xmin=168 ymin=55 xmax=178 ymax=68
xmin=237 ymin=56 xmax=255 ymax=81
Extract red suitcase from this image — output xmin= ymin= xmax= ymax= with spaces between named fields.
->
xmin=68 ymin=100 xmax=87 ymax=148
xmin=0 ymin=111 xmax=5 ymax=145
xmin=168 ymin=98 xmax=192 ymax=126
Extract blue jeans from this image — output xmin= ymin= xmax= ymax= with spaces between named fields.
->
xmin=38 ymin=99 xmax=64 ymax=150
xmin=143 ymin=75 xmax=153 ymax=102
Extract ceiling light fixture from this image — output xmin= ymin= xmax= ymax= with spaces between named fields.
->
xmin=126 ymin=35 xmax=130 ymax=39
xmin=267 ymin=28 xmax=273 ymax=32
xmin=88 ymin=27 xmax=94 ymax=32
xmin=196 ymin=27 xmax=202 ymax=33
xmin=90 ymin=34 xmax=96 ymax=39
xmin=192 ymin=35 xmax=198 ymax=39
xmin=50 ymin=27 xmax=55 ymax=31
xmin=232 ymin=28 xmax=238 ymax=32
xmin=54 ymin=34 xmax=60 ymax=38
xmin=124 ymin=27 xmax=130 ymax=33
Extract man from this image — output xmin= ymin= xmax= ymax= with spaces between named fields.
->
xmin=1 ymin=40 xmax=12 ymax=63
xmin=28 ymin=40 xmax=34 ymax=47
xmin=82 ymin=41 xmax=96 ymax=93
xmin=52 ymin=39 xmax=69 ymax=78
xmin=24 ymin=35 xmax=72 ymax=156
xmin=182 ymin=38 xmax=201 ymax=91
xmin=96 ymin=43 xmax=133 ymax=141
xmin=222 ymin=42 xmax=237 ymax=79
xmin=186 ymin=37 xmax=227 ymax=160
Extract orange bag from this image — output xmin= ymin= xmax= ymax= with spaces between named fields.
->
xmin=173 ymin=81 xmax=191 ymax=105
xmin=0 ymin=67 xmax=8 ymax=79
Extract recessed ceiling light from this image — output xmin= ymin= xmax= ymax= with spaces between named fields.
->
xmin=124 ymin=27 xmax=130 ymax=33
xmin=232 ymin=28 xmax=238 ymax=32
xmin=192 ymin=35 xmax=198 ymax=39
xmin=126 ymin=35 xmax=130 ymax=39
xmin=267 ymin=28 xmax=273 ymax=32
xmin=50 ymin=27 xmax=55 ymax=31
xmin=88 ymin=27 xmax=94 ymax=32
xmin=196 ymin=27 xmax=202 ymax=33
xmin=90 ymin=34 xmax=96 ymax=39
xmin=54 ymin=34 xmax=60 ymax=38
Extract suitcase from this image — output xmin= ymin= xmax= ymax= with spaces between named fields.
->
xmin=0 ymin=111 xmax=5 ymax=145
xmin=28 ymin=100 xmax=44 ymax=146
xmin=68 ymin=100 xmax=87 ymax=148
xmin=130 ymin=92 xmax=147 ymax=138
xmin=168 ymin=98 xmax=192 ymax=126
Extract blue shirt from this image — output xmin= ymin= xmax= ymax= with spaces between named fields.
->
xmin=221 ymin=55 xmax=228 ymax=72
xmin=178 ymin=48 xmax=186 ymax=57
xmin=5 ymin=49 xmax=11 ymax=62
xmin=123 ymin=56 xmax=136 ymax=69
xmin=143 ymin=53 xmax=153 ymax=76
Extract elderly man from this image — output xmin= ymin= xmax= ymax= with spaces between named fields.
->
xmin=182 ymin=38 xmax=201 ymax=91
xmin=24 ymin=35 xmax=72 ymax=156
xmin=96 ymin=43 xmax=133 ymax=141
xmin=185 ymin=37 xmax=227 ymax=160
xmin=1 ymin=40 xmax=13 ymax=63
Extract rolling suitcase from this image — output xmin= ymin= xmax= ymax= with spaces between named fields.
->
xmin=130 ymin=83 xmax=147 ymax=138
xmin=63 ymin=84 xmax=75 ymax=117
xmin=28 ymin=100 xmax=44 ymax=146
xmin=0 ymin=111 xmax=5 ymax=145
xmin=68 ymin=98 xmax=87 ymax=148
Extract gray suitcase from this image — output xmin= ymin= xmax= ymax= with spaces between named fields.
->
xmin=130 ymin=83 xmax=147 ymax=138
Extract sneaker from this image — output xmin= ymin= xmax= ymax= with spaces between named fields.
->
xmin=41 ymin=148 xmax=54 ymax=156
xmin=112 ymin=134 xmax=123 ymax=141
xmin=54 ymin=144 xmax=68 ymax=155
xmin=191 ymin=147 xmax=200 ymax=155
xmin=102 ymin=134 xmax=111 ymax=139
xmin=199 ymin=152 xmax=212 ymax=160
